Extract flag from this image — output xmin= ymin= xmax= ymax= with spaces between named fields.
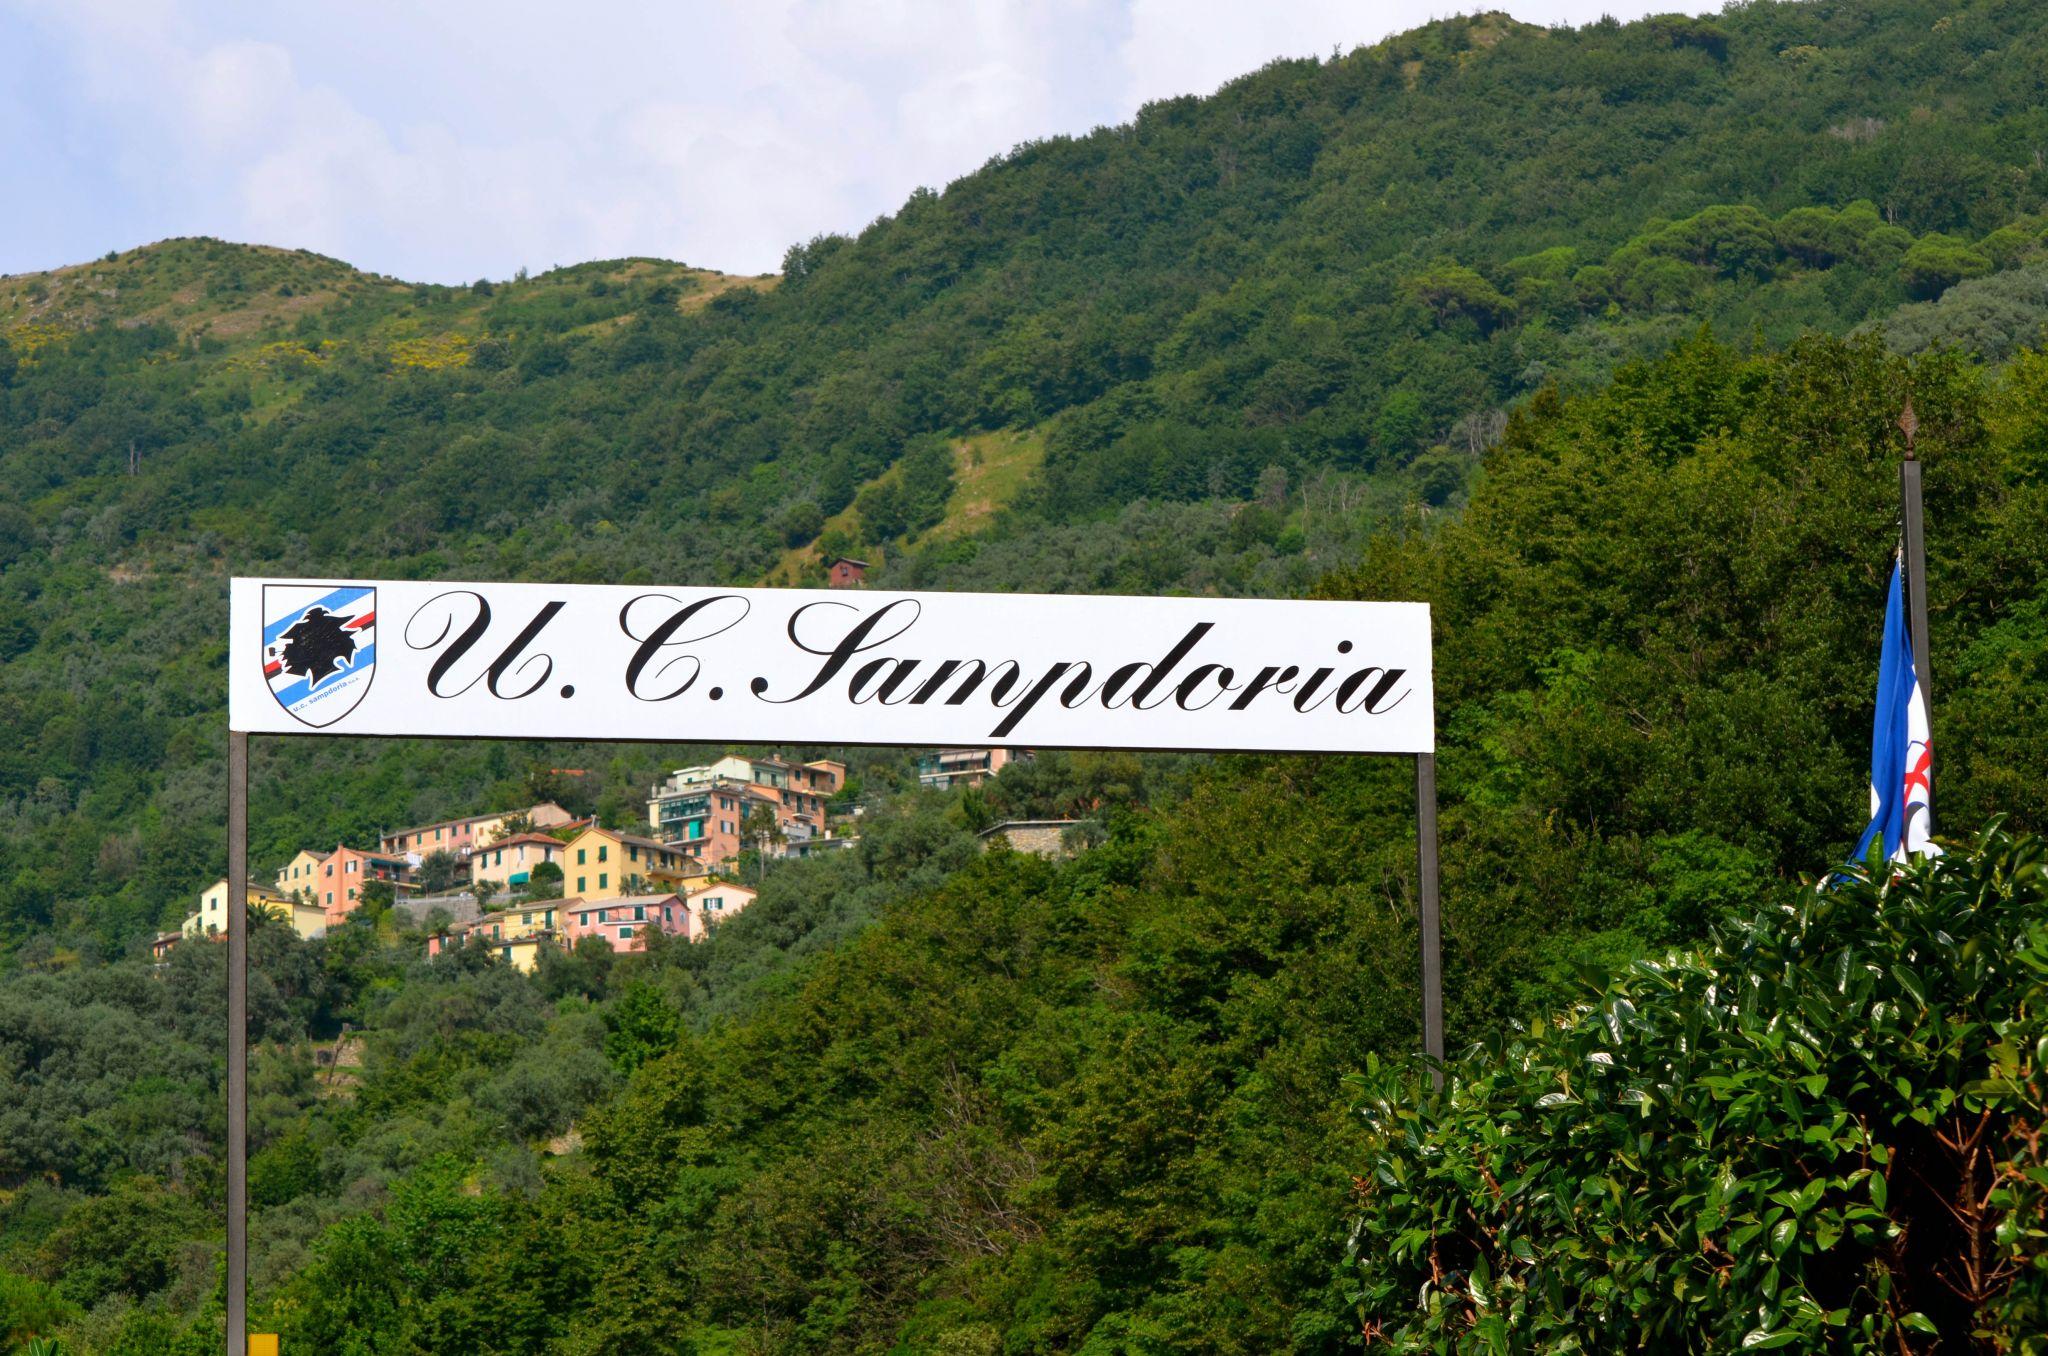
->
xmin=1852 ymin=560 xmax=1939 ymax=863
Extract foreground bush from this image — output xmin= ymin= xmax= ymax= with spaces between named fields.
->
xmin=1347 ymin=828 xmax=2048 ymax=1352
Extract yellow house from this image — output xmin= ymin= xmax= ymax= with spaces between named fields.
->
xmin=492 ymin=935 xmax=549 ymax=973
xmin=467 ymin=832 xmax=567 ymax=887
xmin=274 ymin=849 xmax=329 ymax=901
xmin=185 ymin=878 xmax=326 ymax=940
xmin=473 ymin=903 xmax=563 ymax=945
xmin=426 ymin=903 xmax=562 ymax=972
xmin=470 ymin=905 xmax=560 ymax=973
xmin=562 ymin=827 xmax=696 ymax=901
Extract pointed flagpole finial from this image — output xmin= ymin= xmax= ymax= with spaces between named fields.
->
xmin=1899 ymin=398 xmax=1919 ymax=461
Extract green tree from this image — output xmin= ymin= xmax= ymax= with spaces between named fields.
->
xmin=0 ymin=504 xmax=36 ymax=568
xmin=359 ymin=877 xmax=395 ymax=918
xmin=1401 ymin=261 xmax=1512 ymax=331
xmin=416 ymin=851 xmax=463 ymax=893
xmin=0 ymin=1272 xmax=78 ymax=1349
xmin=32 ymin=1177 xmax=206 ymax=1308
xmin=1902 ymin=232 xmax=1994 ymax=299
xmin=1652 ymin=203 xmax=1778 ymax=279
xmin=603 ymin=980 xmax=682 ymax=1075
xmin=855 ymin=477 xmax=909 ymax=541
xmin=741 ymin=805 xmax=786 ymax=867
xmin=777 ymin=500 xmax=826 ymax=546
xmin=537 ymin=934 xmax=615 ymax=1002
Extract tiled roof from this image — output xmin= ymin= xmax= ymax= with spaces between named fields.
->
xmin=330 ymin=844 xmax=406 ymax=862
xmin=581 ymin=826 xmax=681 ymax=854
xmin=686 ymin=882 xmax=757 ymax=903
xmin=563 ymin=893 xmax=680 ymax=914
xmin=388 ymin=808 xmax=515 ymax=838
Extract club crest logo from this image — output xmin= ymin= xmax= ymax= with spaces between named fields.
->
xmin=263 ymin=584 xmax=376 ymax=727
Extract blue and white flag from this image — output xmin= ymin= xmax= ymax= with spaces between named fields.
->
xmin=1852 ymin=560 xmax=1938 ymax=863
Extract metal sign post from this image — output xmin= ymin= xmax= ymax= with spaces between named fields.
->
xmin=1416 ymin=752 xmax=1444 ymax=1089
xmin=226 ymin=731 xmax=249 ymax=1356
xmin=221 ymin=579 xmax=1443 ymax=1352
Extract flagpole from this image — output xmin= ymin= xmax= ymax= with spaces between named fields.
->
xmin=1899 ymin=402 xmax=1931 ymax=828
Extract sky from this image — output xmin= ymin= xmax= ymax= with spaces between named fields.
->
xmin=1 ymin=1 xmax=1705 ymax=283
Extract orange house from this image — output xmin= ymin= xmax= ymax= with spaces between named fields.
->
xmin=307 ymin=844 xmax=411 ymax=924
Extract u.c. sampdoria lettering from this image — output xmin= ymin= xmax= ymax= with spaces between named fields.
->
xmin=232 ymin=578 xmax=1431 ymax=751
xmin=399 ymin=589 xmax=1414 ymax=742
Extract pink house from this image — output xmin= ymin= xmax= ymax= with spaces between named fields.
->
xmin=559 ymin=893 xmax=687 ymax=952
xmin=380 ymin=801 xmax=575 ymax=862
xmin=682 ymin=882 xmax=758 ymax=941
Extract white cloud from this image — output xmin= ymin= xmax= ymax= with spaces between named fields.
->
xmin=0 ymin=0 xmax=1707 ymax=281
xmin=1121 ymin=0 xmax=1364 ymax=106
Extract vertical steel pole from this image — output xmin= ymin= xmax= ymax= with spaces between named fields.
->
xmin=227 ymin=731 xmax=249 ymax=1356
xmin=1416 ymin=752 xmax=1444 ymax=1090
xmin=1900 ymin=454 xmax=1932 ymax=828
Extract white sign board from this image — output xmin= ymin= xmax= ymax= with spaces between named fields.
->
xmin=228 ymin=578 xmax=1432 ymax=753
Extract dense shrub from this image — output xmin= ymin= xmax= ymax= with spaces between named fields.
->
xmin=1346 ymin=829 xmax=2048 ymax=1352
xmin=1879 ymin=266 xmax=2048 ymax=362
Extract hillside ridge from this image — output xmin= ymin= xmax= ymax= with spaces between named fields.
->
xmin=0 ymin=236 xmax=774 ymax=357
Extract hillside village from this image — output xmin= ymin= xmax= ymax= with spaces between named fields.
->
xmin=153 ymin=747 xmax=1055 ymax=972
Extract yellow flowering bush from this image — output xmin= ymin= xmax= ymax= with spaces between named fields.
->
xmin=226 ymin=340 xmax=337 ymax=374
xmin=7 ymin=323 xmax=72 ymax=363
xmin=387 ymin=333 xmax=472 ymax=370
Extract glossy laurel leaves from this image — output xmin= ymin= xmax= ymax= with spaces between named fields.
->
xmin=1347 ymin=828 xmax=2048 ymax=1353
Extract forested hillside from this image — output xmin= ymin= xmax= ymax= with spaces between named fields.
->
xmin=8 ymin=0 xmax=2048 ymax=948
xmin=9 ymin=329 xmax=2046 ymax=1353
xmin=8 ymin=2 xmax=2048 ymax=1352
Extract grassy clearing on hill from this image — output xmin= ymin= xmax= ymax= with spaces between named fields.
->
xmin=764 ymin=429 xmax=1045 ymax=582
xmin=926 ymin=429 xmax=1045 ymax=542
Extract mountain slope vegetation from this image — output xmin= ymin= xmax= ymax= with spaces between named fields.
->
xmin=8 ymin=2 xmax=2048 ymax=951
xmin=8 ymin=3 xmax=2048 ymax=1352
xmin=8 ymin=328 xmax=2048 ymax=1352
